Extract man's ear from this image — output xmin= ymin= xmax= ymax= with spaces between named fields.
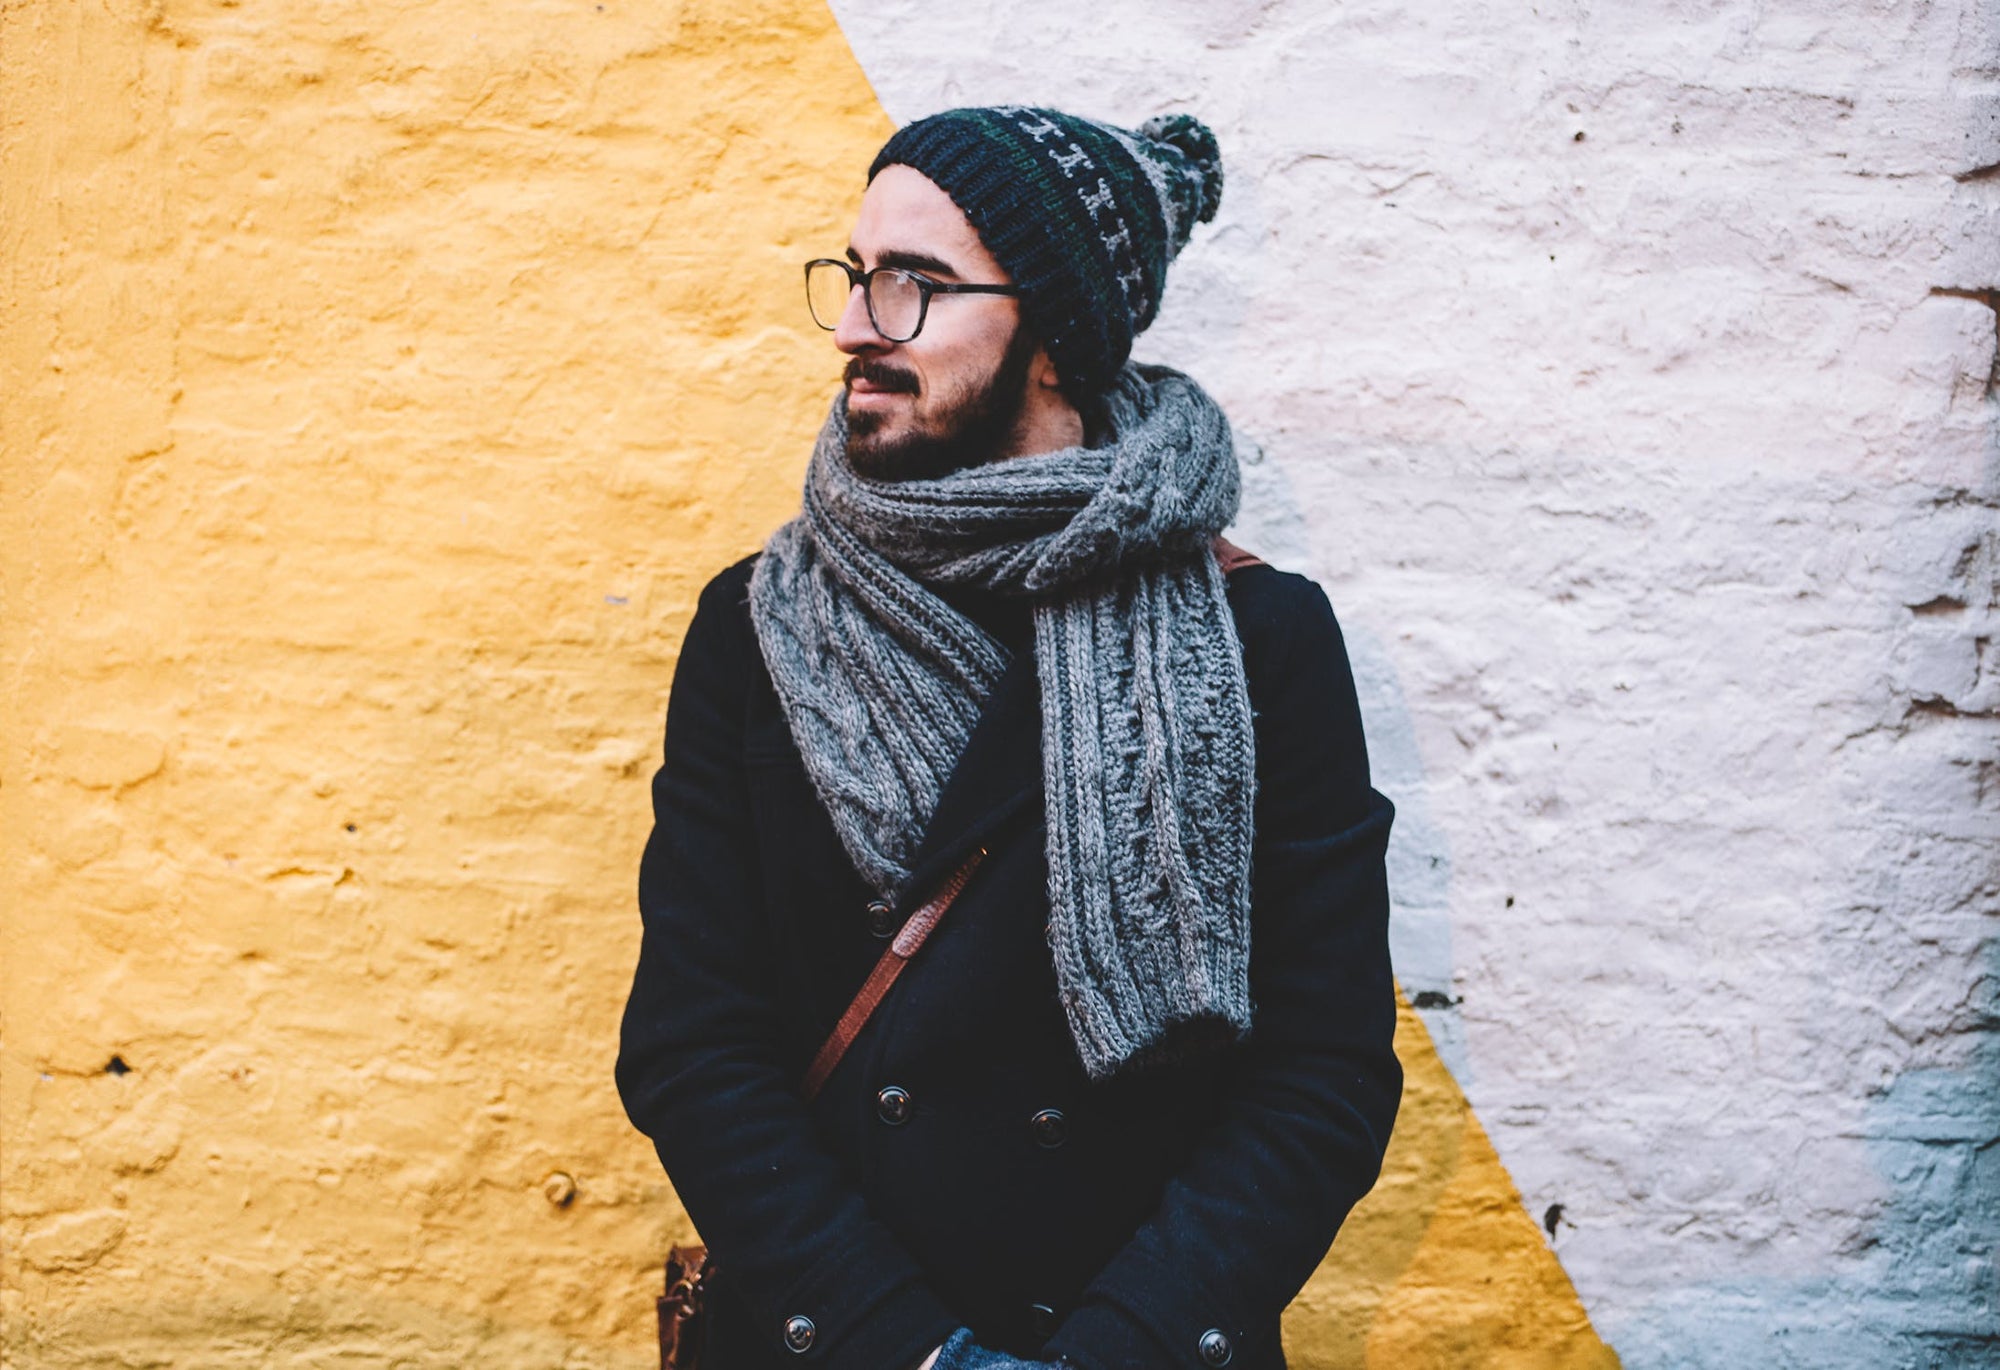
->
xmin=1029 ymin=343 xmax=1065 ymax=391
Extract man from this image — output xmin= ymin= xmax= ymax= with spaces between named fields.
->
xmin=617 ymin=107 xmax=1400 ymax=1370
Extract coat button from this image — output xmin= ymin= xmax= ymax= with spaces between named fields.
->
xmin=1198 ymin=1328 xmax=1233 ymax=1366
xmin=783 ymin=1314 xmax=816 ymax=1353
xmin=865 ymin=899 xmax=896 ymax=938
xmin=1027 ymin=1302 xmax=1058 ymax=1339
xmin=1029 ymin=1108 xmax=1067 ymax=1148
xmin=875 ymin=1085 xmax=912 ymax=1126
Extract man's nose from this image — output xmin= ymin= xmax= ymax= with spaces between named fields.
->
xmin=832 ymin=282 xmax=889 ymax=355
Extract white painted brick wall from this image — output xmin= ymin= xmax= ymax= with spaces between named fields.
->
xmin=828 ymin=3 xmax=1999 ymax=1364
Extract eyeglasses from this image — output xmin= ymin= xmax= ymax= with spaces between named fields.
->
xmin=804 ymin=258 xmax=1021 ymax=343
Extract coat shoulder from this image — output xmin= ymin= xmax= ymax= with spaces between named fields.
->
xmin=690 ymin=552 xmax=762 ymax=638
xmin=1222 ymin=560 xmax=1346 ymax=674
xmin=700 ymin=551 xmax=761 ymax=611
xmin=671 ymin=553 xmax=766 ymax=696
xmin=1223 ymin=560 xmax=1378 ymax=836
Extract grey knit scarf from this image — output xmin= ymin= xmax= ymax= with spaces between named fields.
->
xmin=749 ymin=363 xmax=1255 ymax=1078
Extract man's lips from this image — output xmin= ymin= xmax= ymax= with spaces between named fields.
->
xmin=847 ymin=386 xmax=907 ymax=415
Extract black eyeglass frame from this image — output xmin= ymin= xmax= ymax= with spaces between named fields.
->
xmin=804 ymin=258 xmax=1021 ymax=343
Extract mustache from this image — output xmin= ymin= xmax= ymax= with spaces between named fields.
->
xmin=843 ymin=357 xmax=920 ymax=395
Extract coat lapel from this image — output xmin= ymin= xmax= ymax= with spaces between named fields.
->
xmin=895 ymin=642 xmax=1042 ymax=909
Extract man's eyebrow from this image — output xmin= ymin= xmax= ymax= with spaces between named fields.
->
xmin=877 ymin=248 xmax=962 ymax=278
xmin=846 ymin=246 xmax=966 ymax=280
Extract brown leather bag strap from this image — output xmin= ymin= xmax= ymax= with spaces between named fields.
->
xmin=658 ymin=1244 xmax=713 ymax=1368
xmin=1211 ymin=535 xmax=1265 ymax=575
xmin=799 ymin=846 xmax=987 ymax=1102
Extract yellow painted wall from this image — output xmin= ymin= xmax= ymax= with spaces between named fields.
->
xmin=1288 ymin=1002 xmax=1620 ymax=1369
xmin=0 ymin=0 xmax=1615 ymax=1363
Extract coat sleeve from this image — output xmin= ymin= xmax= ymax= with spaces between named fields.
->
xmin=615 ymin=565 xmax=961 ymax=1369
xmin=1044 ymin=572 xmax=1402 ymax=1370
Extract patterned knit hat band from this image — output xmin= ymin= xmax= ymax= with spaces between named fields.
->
xmin=867 ymin=106 xmax=1223 ymax=399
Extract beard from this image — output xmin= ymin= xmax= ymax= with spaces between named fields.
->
xmin=843 ymin=324 xmax=1041 ymax=482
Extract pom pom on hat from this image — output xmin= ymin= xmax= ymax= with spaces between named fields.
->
xmin=1139 ymin=112 xmax=1224 ymax=228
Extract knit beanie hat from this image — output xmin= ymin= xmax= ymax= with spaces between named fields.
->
xmin=867 ymin=106 xmax=1224 ymax=399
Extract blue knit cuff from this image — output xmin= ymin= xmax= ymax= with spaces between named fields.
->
xmin=931 ymin=1326 xmax=1066 ymax=1369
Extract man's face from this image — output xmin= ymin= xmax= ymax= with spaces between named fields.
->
xmin=834 ymin=164 xmax=1037 ymax=481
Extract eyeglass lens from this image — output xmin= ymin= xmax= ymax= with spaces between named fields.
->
xmin=806 ymin=262 xmax=925 ymax=342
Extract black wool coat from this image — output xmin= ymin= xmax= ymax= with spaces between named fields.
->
xmin=617 ymin=554 xmax=1401 ymax=1370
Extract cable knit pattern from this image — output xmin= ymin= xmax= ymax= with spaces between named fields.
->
xmin=749 ymin=363 xmax=1255 ymax=1078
